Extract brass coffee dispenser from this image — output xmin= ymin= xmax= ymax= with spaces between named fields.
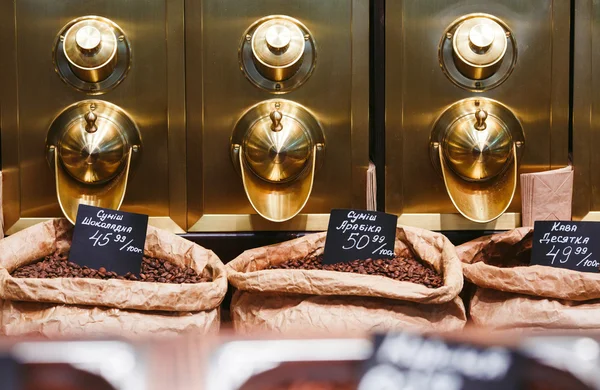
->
xmin=46 ymin=101 xmax=141 ymax=223
xmin=0 ymin=1 xmax=186 ymax=234
xmin=230 ymin=100 xmax=325 ymax=222
xmin=573 ymin=0 xmax=600 ymax=222
xmin=385 ymin=1 xmax=569 ymax=230
xmin=186 ymin=0 xmax=369 ymax=231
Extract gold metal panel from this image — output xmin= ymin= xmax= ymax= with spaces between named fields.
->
xmin=385 ymin=0 xmax=570 ymax=230
xmin=573 ymin=0 xmax=598 ymax=221
xmin=186 ymin=0 xmax=369 ymax=231
xmin=0 ymin=0 xmax=186 ymax=233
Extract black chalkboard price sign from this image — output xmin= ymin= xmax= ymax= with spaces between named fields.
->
xmin=69 ymin=204 xmax=149 ymax=275
xmin=322 ymin=209 xmax=398 ymax=265
xmin=359 ymin=332 xmax=523 ymax=390
xmin=531 ymin=221 xmax=600 ymax=273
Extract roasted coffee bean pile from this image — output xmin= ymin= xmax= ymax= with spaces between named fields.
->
xmin=269 ymin=254 xmax=443 ymax=288
xmin=476 ymin=237 xmax=533 ymax=268
xmin=12 ymin=252 xmax=210 ymax=284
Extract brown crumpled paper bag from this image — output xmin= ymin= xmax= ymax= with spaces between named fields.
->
xmin=458 ymin=228 xmax=600 ymax=331
xmin=520 ymin=166 xmax=573 ymax=227
xmin=227 ymin=226 xmax=466 ymax=334
xmin=0 ymin=219 xmax=227 ymax=338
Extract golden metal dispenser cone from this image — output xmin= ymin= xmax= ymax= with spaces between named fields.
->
xmin=430 ymin=98 xmax=524 ymax=223
xmin=46 ymin=101 xmax=142 ymax=223
xmin=231 ymin=100 xmax=325 ymax=222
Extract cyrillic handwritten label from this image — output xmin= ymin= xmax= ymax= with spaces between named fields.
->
xmin=531 ymin=221 xmax=600 ymax=273
xmin=322 ymin=209 xmax=398 ymax=264
xmin=69 ymin=204 xmax=148 ymax=275
xmin=359 ymin=333 xmax=523 ymax=390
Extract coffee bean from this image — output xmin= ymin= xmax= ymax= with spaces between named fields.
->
xmin=268 ymin=253 xmax=443 ymax=288
xmin=12 ymin=252 xmax=211 ymax=285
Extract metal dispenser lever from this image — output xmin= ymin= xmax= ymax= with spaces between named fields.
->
xmin=474 ymin=104 xmax=488 ymax=131
xmin=84 ymin=104 xmax=98 ymax=134
xmin=270 ymin=108 xmax=283 ymax=132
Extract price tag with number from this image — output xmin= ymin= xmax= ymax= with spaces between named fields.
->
xmin=322 ymin=209 xmax=398 ymax=264
xmin=531 ymin=221 xmax=600 ymax=273
xmin=69 ymin=204 xmax=149 ymax=275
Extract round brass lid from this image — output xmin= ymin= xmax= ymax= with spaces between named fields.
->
xmin=251 ymin=18 xmax=306 ymax=81
xmin=58 ymin=107 xmax=128 ymax=185
xmin=63 ymin=19 xmax=118 ymax=83
xmin=443 ymin=107 xmax=513 ymax=182
xmin=243 ymin=111 xmax=311 ymax=183
xmin=452 ymin=17 xmax=507 ymax=79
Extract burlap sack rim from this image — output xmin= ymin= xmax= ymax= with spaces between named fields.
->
xmin=0 ymin=219 xmax=228 ymax=312
xmin=227 ymin=225 xmax=463 ymax=305
xmin=459 ymin=227 xmax=600 ymax=301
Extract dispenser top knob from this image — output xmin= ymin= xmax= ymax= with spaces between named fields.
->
xmin=62 ymin=18 xmax=118 ymax=83
xmin=451 ymin=16 xmax=509 ymax=80
xmin=265 ymin=24 xmax=292 ymax=53
xmin=251 ymin=18 xmax=306 ymax=81
xmin=468 ymin=23 xmax=495 ymax=53
xmin=75 ymin=25 xmax=102 ymax=53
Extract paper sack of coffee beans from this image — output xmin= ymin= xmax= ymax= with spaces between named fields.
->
xmin=458 ymin=227 xmax=600 ymax=331
xmin=0 ymin=219 xmax=228 ymax=338
xmin=226 ymin=226 xmax=466 ymax=334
